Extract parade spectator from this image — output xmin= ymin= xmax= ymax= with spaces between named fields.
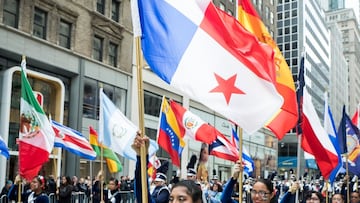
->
xmin=132 ymin=132 xmax=203 ymax=203
xmin=303 ymin=191 xmax=324 ymax=203
xmin=350 ymin=191 xmax=360 ymax=203
xmin=46 ymin=175 xmax=56 ymax=195
xmin=57 ymin=176 xmax=73 ymax=203
xmin=78 ymin=177 xmax=90 ymax=196
xmin=106 ymin=177 xmax=121 ymax=203
xmin=8 ymin=175 xmax=49 ymax=203
xmin=93 ymin=170 xmax=106 ymax=203
xmin=169 ymin=180 xmax=203 ymax=203
xmin=1 ymin=180 xmax=12 ymax=197
xmin=206 ymin=182 xmax=222 ymax=203
xmin=280 ymin=181 xmax=300 ymax=203
xmin=331 ymin=193 xmax=344 ymax=203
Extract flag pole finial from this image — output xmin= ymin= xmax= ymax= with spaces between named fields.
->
xmin=22 ymin=55 xmax=26 ymax=61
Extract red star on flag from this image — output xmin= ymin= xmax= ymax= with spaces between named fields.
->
xmin=210 ymin=73 xmax=245 ymax=104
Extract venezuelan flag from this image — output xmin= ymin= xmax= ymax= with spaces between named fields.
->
xmin=157 ymin=97 xmax=185 ymax=167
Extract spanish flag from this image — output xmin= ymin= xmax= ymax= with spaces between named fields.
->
xmin=89 ymin=126 xmax=122 ymax=173
xmin=238 ymin=0 xmax=298 ymax=139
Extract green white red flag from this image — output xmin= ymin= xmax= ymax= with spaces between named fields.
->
xmin=18 ymin=58 xmax=55 ymax=180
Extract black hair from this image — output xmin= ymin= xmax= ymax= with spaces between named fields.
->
xmin=254 ymin=179 xmax=276 ymax=203
xmin=171 ymin=180 xmax=203 ymax=202
xmin=303 ymin=191 xmax=324 ymax=203
xmin=109 ymin=177 xmax=118 ymax=186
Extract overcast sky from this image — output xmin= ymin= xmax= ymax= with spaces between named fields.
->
xmin=345 ymin=0 xmax=359 ymax=21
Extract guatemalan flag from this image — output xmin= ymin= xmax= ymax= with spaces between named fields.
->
xmin=51 ymin=120 xmax=96 ymax=160
xmin=131 ymin=0 xmax=283 ymax=134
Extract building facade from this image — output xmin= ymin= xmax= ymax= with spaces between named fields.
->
xmin=326 ymin=8 xmax=360 ymax=115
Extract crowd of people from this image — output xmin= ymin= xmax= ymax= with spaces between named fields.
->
xmin=1 ymin=131 xmax=359 ymax=203
xmin=0 ymin=173 xmax=135 ymax=203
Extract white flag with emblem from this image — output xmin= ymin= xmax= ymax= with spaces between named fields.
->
xmin=99 ymin=88 xmax=158 ymax=161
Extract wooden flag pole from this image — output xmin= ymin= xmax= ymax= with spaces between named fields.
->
xmin=237 ymin=125 xmax=243 ymax=203
xmin=99 ymin=141 xmax=105 ymax=203
xmin=135 ymin=36 xmax=148 ymax=203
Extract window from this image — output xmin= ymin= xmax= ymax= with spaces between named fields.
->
xmin=83 ymin=79 xmax=127 ymax=119
xmin=59 ymin=20 xmax=71 ymax=49
xmin=111 ymin=0 xmax=120 ymax=21
xmin=83 ymin=79 xmax=97 ymax=118
xmin=93 ymin=35 xmax=103 ymax=61
xmin=97 ymin=0 xmax=105 ymax=14
xmin=109 ymin=42 xmax=118 ymax=67
xmin=144 ymin=91 xmax=162 ymax=116
xmin=33 ymin=7 xmax=47 ymax=39
xmin=219 ymin=3 xmax=225 ymax=11
xmin=3 ymin=0 xmax=19 ymax=28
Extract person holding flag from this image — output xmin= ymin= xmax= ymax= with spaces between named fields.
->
xmin=8 ymin=175 xmax=49 ymax=203
xmin=132 ymin=131 xmax=203 ymax=203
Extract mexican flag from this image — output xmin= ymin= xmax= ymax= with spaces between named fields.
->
xmin=18 ymin=58 xmax=55 ymax=180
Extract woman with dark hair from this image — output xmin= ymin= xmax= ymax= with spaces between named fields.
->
xmin=8 ymin=175 xmax=49 ymax=202
xmin=206 ymin=182 xmax=223 ymax=203
xmin=331 ymin=193 xmax=344 ymax=203
xmin=57 ymin=176 xmax=73 ymax=203
xmin=303 ymin=191 xmax=324 ymax=203
xmin=105 ymin=177 xmax=121 ymax=203
xmin=250 ymin=179 xmax=276 ymax=203
xmin=170 ymin=180 xmax=203 ymax=203
xmin=221 ymin=161 xmax=276 ymax=203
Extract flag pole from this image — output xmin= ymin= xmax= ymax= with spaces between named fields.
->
xmin=100 ymin=144 xmax=104 ymax=202
xmin=135 ymin=36 xmax=148 ymax=203
xmin=346 ymin=153 xmax=349 ymax=203
xmin=236 ymin=125 xmax=243 ymax=202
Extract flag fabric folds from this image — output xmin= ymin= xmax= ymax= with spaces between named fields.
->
xmin=238 ymin=0 xmax=298 ymax=139
xmin=99 ymin=88 xmax=158 ymax=161
xmin=157 ymin=98 xmax=185 ymax=167
xmin=19 ymin=59 xmax=55 ymax=180
xmin=169 ymin=100 xmax=218 ymax=144
xmin=338 ymin=107 xmax=360 ymax=176
xmin=209 ymin=133 xmax=239 ymax=162
xmin=134 ymin=0 xmax=283 ymax=134
xmin=148 ymin=154 xmax=161 ymax=182
xmin=301 ymin=88 xmax=341 ymax=180
xmin=89 ymin=126 xmax=122 ymax=173
xmin=230 ymin=126 xmax=254 ymax=176
xmin=52 ymin=120 xmax=96 ymax=160
xmin=323 ymin=94 xmax=342 ymax=183
xmin=352 ymin=108 xmax=359 ymax=127
xmin=0 ymin=137 xmax=9 ymax=159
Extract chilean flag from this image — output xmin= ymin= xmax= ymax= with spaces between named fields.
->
xmin=132 ymin=0 xmax=283 ymax=134
xmin=52 ymin=120 xmax=96 ymax=160
xmin=301 ymin=88 xmax=340 ymax=180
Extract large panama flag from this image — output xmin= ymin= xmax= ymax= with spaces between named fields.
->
xmin=131 ymin=0 xmax=283 ymax=134
xmin=18 ymin=58 xmax=55 ymax=180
